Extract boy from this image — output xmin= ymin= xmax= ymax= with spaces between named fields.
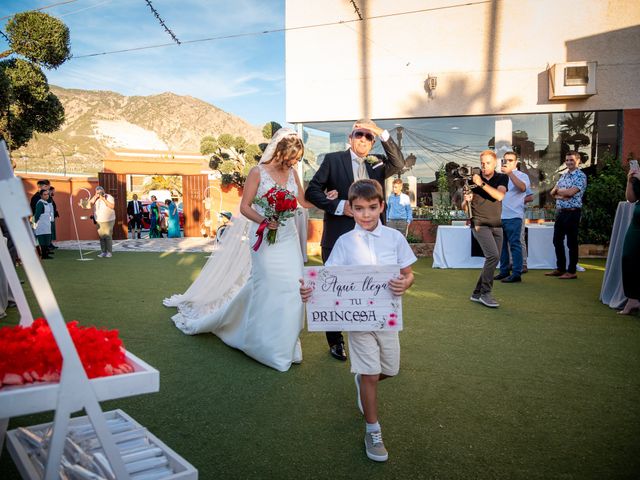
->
xmin=301 ymin=179 xmax=416 ymax=462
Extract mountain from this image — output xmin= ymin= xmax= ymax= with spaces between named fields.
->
xmin=14 ymin=86 xmax=265 ymax=175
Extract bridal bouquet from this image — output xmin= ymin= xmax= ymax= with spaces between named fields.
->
xmin=252 ymin=185 xmax=298 ymax=250
xmin=0 ymin=318 xmax=133 ymax=388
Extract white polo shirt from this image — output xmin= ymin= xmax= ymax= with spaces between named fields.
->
xmin=94 ymin=194 xmax=116 ymax=222
xmin=326 ymin=221 xmax=417 ymax=268
xmin=501 ymin=170 xmax=531 ymax=220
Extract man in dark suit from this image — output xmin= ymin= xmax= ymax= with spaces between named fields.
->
xmin=305 ymin=119 xmax=405 ymax=361
xmin=127 ymin=194 xmax=143 ymax=239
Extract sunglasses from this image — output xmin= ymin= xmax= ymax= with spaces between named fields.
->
xmin=353 ymin=130 xmax=375 ymax=142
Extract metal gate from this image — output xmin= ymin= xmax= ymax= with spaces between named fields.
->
xmin=98 ymin=172 xmax=127 ymax=240
xmin=181 ymin=174 xmax=208 ymax=237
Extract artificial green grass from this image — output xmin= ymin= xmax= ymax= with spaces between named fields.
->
xmin=1 ymin=251 xmax=639 ymax=479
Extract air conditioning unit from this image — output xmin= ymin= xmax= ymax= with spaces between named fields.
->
xmin=548 ymin=61 xmax=597 ymax=100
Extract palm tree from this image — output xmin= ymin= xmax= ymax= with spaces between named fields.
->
xmin=557 ymin=112 xmax=593 ymax=151
xmin=143 ymin=175 xmax=182 ymax=197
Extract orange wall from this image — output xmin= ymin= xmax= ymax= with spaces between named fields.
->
xmin=21 ymin=175 xmax=101 ymax=242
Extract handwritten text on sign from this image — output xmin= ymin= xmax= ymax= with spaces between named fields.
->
xmin=303 ymin=265 xmax=402 ymax=332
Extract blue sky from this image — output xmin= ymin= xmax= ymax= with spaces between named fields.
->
xmin=0 ymin=0 xmax=286 ymax=127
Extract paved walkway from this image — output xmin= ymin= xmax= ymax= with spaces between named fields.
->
xmin=55 ymin=237 xmax=217 ymax=253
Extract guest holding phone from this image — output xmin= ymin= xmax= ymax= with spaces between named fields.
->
xmin=89 ymin=186 xmax=116 ymax=258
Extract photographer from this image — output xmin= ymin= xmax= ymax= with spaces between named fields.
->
xmin=464 ymin=150 xmax=508 ymax=308
xmin=89 ymin=186 xmax=116 ymax=258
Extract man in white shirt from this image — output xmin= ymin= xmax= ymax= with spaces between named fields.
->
xmin=494 ymin=151 xmax=531 ymax=283
xmin=89 ymin=186 xmax=116 ymax=258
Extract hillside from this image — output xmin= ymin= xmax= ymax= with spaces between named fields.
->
xmin=14 ymin=86 xmax=265 ymax=175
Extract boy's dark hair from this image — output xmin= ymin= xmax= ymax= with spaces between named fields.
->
xmin=348 ymin=179 xmax=384 ymax=204
xmin=392 ymin=178 xmax=403 ymax=186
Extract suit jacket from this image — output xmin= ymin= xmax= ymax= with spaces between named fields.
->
xmin=305 ymin=136 xmax=404 ymax=251
xmin=127 ymin=200 xmax=143 ymax=216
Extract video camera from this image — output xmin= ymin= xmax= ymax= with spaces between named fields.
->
xmin=453 ymin=164 xmax=481 ymax=181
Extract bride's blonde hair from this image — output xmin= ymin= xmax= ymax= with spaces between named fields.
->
xmin=262 ymin=135 xmax=304 ymax=166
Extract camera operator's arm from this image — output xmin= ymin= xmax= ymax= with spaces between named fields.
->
xmin=501 ymin=162 xmax=526 ymax=192
xmin=472 ymin=174 xmax=506 ymax=201
xmin=102 ymin=194 xmax=115 ymax=210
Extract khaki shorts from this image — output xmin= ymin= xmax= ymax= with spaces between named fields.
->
xmin=348 ymin=331 xmax=400 ymax=376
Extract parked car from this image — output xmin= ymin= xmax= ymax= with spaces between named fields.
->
xmin=140 ymin=201 xmax=184 ymax=232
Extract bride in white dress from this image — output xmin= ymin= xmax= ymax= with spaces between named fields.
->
xmin=165 ymin=128 xmax=315 ymax=372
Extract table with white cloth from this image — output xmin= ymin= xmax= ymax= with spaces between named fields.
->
xmin=432 ymin=226 xmax=485 ymax=268
xmin=432 ymin=224 xmax=567 ymax=269
xmin=600 ymin=201 xmax=636 ymax=309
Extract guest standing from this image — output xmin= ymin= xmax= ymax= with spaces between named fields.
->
xmin=166 ymin=199 xmax=181 ymax=238
xmin=48 ymin=186 xmax=59 ymax=249
xmin=619 ymin=169 xmax=640 ymax=315
xmin=545 ymin=151 xmax=587 ymax=279
xmin=463 ymin=150 xmax=508 ymax=308
xmin=494 ymin=151 xmax=531 ymax=283
xmin=127 ymin=194 xmax=143 ymax=239
xmin=33 ymin=189 xmax=54 ymax=259
xmin=89 ymin=186 xmax=116 ymax=258
xmin=386 ymin=178 xmax=412 ymax=236
xmin=149 ymin=195 xmax=162 ymax=238
xmin=30 ymin=179 xmax=50 ymax=214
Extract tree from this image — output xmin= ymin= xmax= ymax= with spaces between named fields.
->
xmin=262 ymin=121 xmax=282 ymax=140
xmin=579 ymin=152 xmax=626 ymax=245
xmin=558 ymin=112 xmax=593 ymax=152
xmin=202 ymin=121 xmax=284 ymax=188
xmin=143 ymin=175 xmax=182 ymax=197
xmin=0 ymin=11 xmax=70 ymax=150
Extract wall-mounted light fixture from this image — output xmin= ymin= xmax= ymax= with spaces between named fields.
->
xmin=424 ymin=75 xmax=437 ymax=99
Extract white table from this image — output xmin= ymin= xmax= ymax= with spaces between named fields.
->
xmin=432 ymin=226 xmax=485 ymax=268
xmin=600 ymin=201 xmax=636 ymax=309
xmin=525 ymin=224 xmax=556 ymax=269
xmin=432 ymin=224 xmax=568 ymax=269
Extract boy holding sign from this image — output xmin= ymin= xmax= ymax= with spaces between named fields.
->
xmin=301 ymin=179 xmax=416 ymax=462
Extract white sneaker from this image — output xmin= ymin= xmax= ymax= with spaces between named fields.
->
xmin=364 ymin=430 xmax=388 ymax=462
xmin=97 ymin=252 xmax=106 ymax=258
xmin=105 ymin=252 xmax=112 ymax=258
xmin=480 ymin=293 xmax=499 ymax=308
xmin=354 ymin=374 xmax=363 ymax=415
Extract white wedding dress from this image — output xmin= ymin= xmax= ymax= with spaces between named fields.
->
xmin=165 ymin=165 xmax=304 ymax=372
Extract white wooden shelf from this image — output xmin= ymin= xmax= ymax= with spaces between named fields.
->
xmin=7 ymin=409 xmax=197 ymax=480
xmin=0 ymin=351 xmax=159 ymax=419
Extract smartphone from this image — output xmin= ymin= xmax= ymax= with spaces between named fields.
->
xmin=630 ymin=159 xmax=639 ymax=173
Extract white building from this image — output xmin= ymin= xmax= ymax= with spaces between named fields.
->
xmin=285 ymin=0 xmax=640 ymax=206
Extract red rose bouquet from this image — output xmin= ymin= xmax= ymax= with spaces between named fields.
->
xmin=252 ymin=185 xmax=298 ymax=250
xmin=0 ymin=318 xmax=133 ymax=388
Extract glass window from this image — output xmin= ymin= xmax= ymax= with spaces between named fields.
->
xmin=297 ymin=110 xmax=621 ymax=218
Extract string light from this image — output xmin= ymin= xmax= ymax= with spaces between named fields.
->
xmin=143 ymin=0 xmax=180 ymax=45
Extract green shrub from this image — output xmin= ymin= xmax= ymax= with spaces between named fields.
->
xmin=579 ymin=153 xmax=627 ymax=245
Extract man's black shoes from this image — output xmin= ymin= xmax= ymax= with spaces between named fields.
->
xmin=330 ymin=343 xmax=347 ymax=361
xmin=494 ymin=273 xmax=509 ymax=281
xmin=501 ymin=275 xmax=522 ymax=283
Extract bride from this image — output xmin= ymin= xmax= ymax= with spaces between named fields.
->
xmin=164 ymin=128 xmax=315 ymax=372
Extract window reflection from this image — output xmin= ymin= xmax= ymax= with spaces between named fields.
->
xmin=297 ymin=110 xmax=621 ymax=219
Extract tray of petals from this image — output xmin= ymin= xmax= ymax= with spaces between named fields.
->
xmin=0 ymin=351 xmax=159 ymax=419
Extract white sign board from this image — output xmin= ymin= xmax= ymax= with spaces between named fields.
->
xmin=303 ymin=265 xmax=402 ymax=332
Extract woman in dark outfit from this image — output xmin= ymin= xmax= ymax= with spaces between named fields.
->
xmin=619 ymin=169 xmax=640 ymax=315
